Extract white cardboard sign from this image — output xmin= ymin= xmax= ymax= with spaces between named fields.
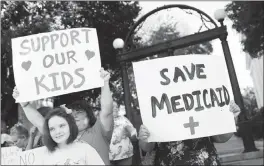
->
xmin=12 ymin=28 xmax=103 ymax=102
xmin=132 ymin=55 xmax=237 ymax=142
xmin=1 ymin=146 xmax=22 ymax=165
xmin=1 ymin=146 xmax=46 ymax=165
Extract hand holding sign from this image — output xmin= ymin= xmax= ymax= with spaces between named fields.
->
xmin=138 ymin=125 xmax=150 ymax=142
xmin=100 ymin=67 xmax=110 ymax=82
xmin=229 ymin=100 xmax=241 ymax=124
xmin=12 ymin=87 xmax=29 ymax=107
xmin=13 ymin=86 xmax=47 ymax=109
xmin=133 ymin=55 xmax=237 ymax=142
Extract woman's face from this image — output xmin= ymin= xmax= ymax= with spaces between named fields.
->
xmin=48 ymin=116 xmax=70 ymax=145
xmin=72 ymin=110 xmax=90 ymax=132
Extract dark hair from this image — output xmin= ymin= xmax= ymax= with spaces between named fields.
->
xmin=42 ymin=107 xmax=78 ymax=152
xmin=67 ymin=100 xmax=96 ymax=127
xmin=37 ymin=107 xmax=53 ymax=117
xmin=12 ymin=123 xmax=29 ymax=139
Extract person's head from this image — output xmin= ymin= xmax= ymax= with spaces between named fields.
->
xmin=113 ymin=101 xmax=126 ymax=118
xmin=67 ymin=100 xmax=96 ymax=132
xmin=43 ymin=108 xmax=78 ymax=152
xmin=10 ymin=123 xmax=29 ymax=149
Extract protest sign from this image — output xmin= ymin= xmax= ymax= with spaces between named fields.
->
xmin=12 ymin=28 xmax=103 ymax=102
xmin=1 ymin=146 xmax=46 ymax=165
xmin=132 ymin=55 xmax=237 ymax=142
xmin=1 ymin=146 xmax=22 ymax=165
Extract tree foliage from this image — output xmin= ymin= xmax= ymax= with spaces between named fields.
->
xmin=226 ymin=1 xmax=264 ymax=58
xmin=146 ymin=22 xmax=213 ymax=57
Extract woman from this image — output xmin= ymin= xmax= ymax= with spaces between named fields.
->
xmin=13 ymin=91 xmax=105 ymax=165
xmin=13 ymin=68 xmax=113 ymax=165
xmin=41 ymin=107 xmax=105 ymax=165
xmin=138 ymin=101 xmax=241 ymax=166
xmin=109 ymin=102 xmax=137 ymax=165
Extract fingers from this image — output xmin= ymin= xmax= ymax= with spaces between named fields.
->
xmin=12 ymin=86 xmax=19 ymax=99
xmin=100 ymin=68 xmax=108 ymax=75
xmin=138 ymin=125 xmax=150 ymax=142
xmin=12 ymin=87 xmax=30 ymax=106
xmin=229 ymin=101 xmax=241 ymax=114
xmin=100 ymin=67 xmax=111 ymax=81
xmin=36 ymin=100 xmax=43 ymax=109
xmin=30 ymin=126 xmax=37 ymax=132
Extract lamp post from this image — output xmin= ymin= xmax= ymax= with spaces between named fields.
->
xmin=113 ymin=6 xmax=258 ymax=165
xmin=113 ymin=38 xmax=134 ymax=122
xmin=113 ymin=38 xmax=142 ymax=165
xmin=214 ymin=9 xmax=258 ymax=152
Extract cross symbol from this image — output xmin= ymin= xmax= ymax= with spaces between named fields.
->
xmin=183 ymin=116 xmax=199 ymax=135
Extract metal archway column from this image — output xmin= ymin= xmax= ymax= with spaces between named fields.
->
xmin=117 ymin=5 xmax=258 ymax=164
xmin=120 ymin=3 xmax=220 ymax=133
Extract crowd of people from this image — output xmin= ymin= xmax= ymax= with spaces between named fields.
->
xmin=1 ymin=67 xmax=241 ymax=165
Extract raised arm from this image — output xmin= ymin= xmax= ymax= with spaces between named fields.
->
xmin=12 ymin=87 xmax=45 ymax=134
xmin=25 ymin=126 xmax=38 ymax=150
xmin=99 ymin=68 xmax=114 ymax=132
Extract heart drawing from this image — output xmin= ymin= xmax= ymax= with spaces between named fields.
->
xmin=21 ymin=61 xmax=32 ymax=71
xmin=85 ymin=50 xmax=95 ymax=61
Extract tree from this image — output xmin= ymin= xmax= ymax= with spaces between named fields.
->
xmin=54 ymin=1 xmax=141 ymax=106
xmin=226 ymin=1 xmax=264 ymax=58
xmin=242 ymin=87 xmax=258 ymax=119
xmin=1 ymin=1 xmax=58 ymax=128
xmin=1 ymin=1 xmax=141 ymax=127
xmin=146 ymin=22 xmax=213 ymax=57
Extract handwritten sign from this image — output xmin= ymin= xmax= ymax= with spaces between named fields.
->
xmin=132 ymin=55 xmax=237 ymax=142
xmin=12 ymin=28 xmax=104 ymax=102
xmin=1 ymin=147 xmax=22 ymax=165
xmin=1 ymin=146 xmax=46 ymax=165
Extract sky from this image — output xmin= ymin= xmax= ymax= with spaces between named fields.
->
xmin=138 ymin=1 xmax=254 ymax=90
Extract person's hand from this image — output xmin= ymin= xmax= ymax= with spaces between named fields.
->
xmin=100 ymin=68 xmax=110 ymax=82
xmin=12 ymin=86 xmax=44 ymax=109
xmin=229 ymin=100 xmax=241 ymax=124
xmin=29 ymin=126 xmax=38 ymax=137
xmin=138 ymin=125 xmax=150 ymax=142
